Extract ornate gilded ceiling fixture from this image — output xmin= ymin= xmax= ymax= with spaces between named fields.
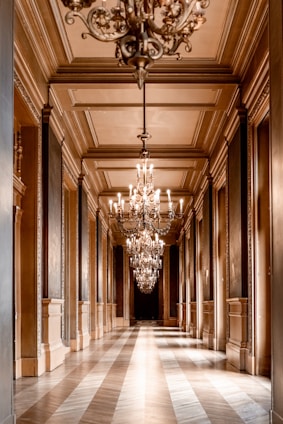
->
xmin=60 ymin=0 xmax=210 ymax=88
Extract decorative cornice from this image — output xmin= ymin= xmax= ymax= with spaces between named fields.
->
xmin=247 ymin=81 xmax=269 ymax=123
xmin=14 ymin=72 xmax=41 ymax=123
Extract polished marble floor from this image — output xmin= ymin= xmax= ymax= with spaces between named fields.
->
xmin=14 ymin=324 xmax=271 ymax=423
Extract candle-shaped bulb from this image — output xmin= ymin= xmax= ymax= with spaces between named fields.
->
xmin=109 ymin=199 xmax=113 ymax=213
xmin=150 ymin=164 xmax=153 ymax=175
xmin=117 ymin=192 xmax=121 ymax=206
xmin=180 ymin=198 xmax=184 ymax=213
xmin=167 ymin=189 xmax=171 ymax=202
xmin=129 ymin=184 xmax=133 ymax=197
xmin=121 ymin=199 xmax=125 ymax=211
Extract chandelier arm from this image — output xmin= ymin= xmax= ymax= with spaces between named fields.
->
xmin=149 ymin=219 xmax=172 ymax=236
xmin=117 ymin=216 xmax=148 ymax=237
xmin=163 ymin=33 xmax=188 ymax=55
xmin=119 ymin=34 xmax=137 ymax=58
xmin=119 ymin=32 xmax=163 ymax=62
xmin=65 ymin=7 xmax=130 ymax=42
xmin=146 ymin=0 xmax=197 ymax=36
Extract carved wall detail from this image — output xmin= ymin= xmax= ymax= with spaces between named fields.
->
xmin=14 ymin=72 xmax=41 ymax=124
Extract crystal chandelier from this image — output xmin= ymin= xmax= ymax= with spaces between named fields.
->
xmin=60 ymin=0 xmax=210 ymax=88
xmin=134 ymin=265 xmax=160 ymax=294
xmin=109 ymin=84 xmax=184 ymax=237
xmin=127 ymin=230 xmax=164 ymax=258
xmin=130 ymin=255 xmax=162 ymax=293
xmin=130 ymin=252 xmax=162 ymax=269
xmin=126 ymin=229 xmax=163 ymax=293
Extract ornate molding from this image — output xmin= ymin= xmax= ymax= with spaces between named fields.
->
xmin=248 ymin=81 xmax=269 ymax=124
xmin=14 ymin=72 xmax=41 ymax=124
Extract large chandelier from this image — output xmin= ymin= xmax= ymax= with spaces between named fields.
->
xmin=127 ymin=230 xmax=164 ymax=259
xmin=60 ymin=0 xmax=210 ymax=88
xmin=127 ymin=229 xmax=163 ymax=294
xmin=109 ymin=84 xmax=184 ymax=237
xmin=127 ymin=230 xmax=163 ymax=269
xmin=134 ymin=265 xmax=160 ymax=294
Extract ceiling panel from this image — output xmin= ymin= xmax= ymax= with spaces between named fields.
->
xmin=107 ymin=168 xmax=186 ymax=190
xmin=70 ymin=86 xmax=219 ymax=106
xmin=88 ymin=109 xmax=201 ymax=146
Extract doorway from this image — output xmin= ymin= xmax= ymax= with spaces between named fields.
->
xmin=134 ymin=279 xmax=159 ymax=320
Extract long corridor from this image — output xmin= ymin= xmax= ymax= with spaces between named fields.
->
xmin=14 ymin=324 xmax=271 ymax=424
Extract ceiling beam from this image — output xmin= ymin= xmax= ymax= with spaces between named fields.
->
xmin=50 ymin=62 xmax=240 ymax=86
xmin=99 ymin=189 xmax=193 ymax=197
xmin=83 ymin=148 xmax=209 ymax=160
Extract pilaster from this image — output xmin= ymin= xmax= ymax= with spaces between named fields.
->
xmin=182 ymin=302 xmax=187 ymax=332
xmin=189 ymin=302 xmax=197 ymax=337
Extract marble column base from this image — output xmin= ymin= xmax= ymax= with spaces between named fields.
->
xmin=202 ymin=300 xmax=214 ymax=349
xmin=78 ymin=300 xmax=90 ymax=350
xmin=42 ymin=298 xmax=69 ymax=371
xmin=96 ymin=303 xmax=104 ymax=339
xmin=226 ymin=297 xmax=248 ymax=370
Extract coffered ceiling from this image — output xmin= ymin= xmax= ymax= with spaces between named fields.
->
xmin=14 ymin=0 xmax=268 ymax=243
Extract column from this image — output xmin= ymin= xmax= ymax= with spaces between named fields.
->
xmin=269 ymin=0 xmax=283 ymax=421
xmin=202 ymin=179 xmax=214 ymax=349
xmin=226 ymin=109 xmax=249 ymax=370
xmin=96 ymin=210 xmax=104 ymax=338
xmin=41 ymin=105 xmax=68 ymax=369
xmin=188 ymin=210 xmax=197 ymax=337
xmin=77 ymin=175 xmax=90 ymax=349
xmin=13 ymin=177 xmax=26 ymax=378
xmin=0 ymin=1 xmax=15 ymax=421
